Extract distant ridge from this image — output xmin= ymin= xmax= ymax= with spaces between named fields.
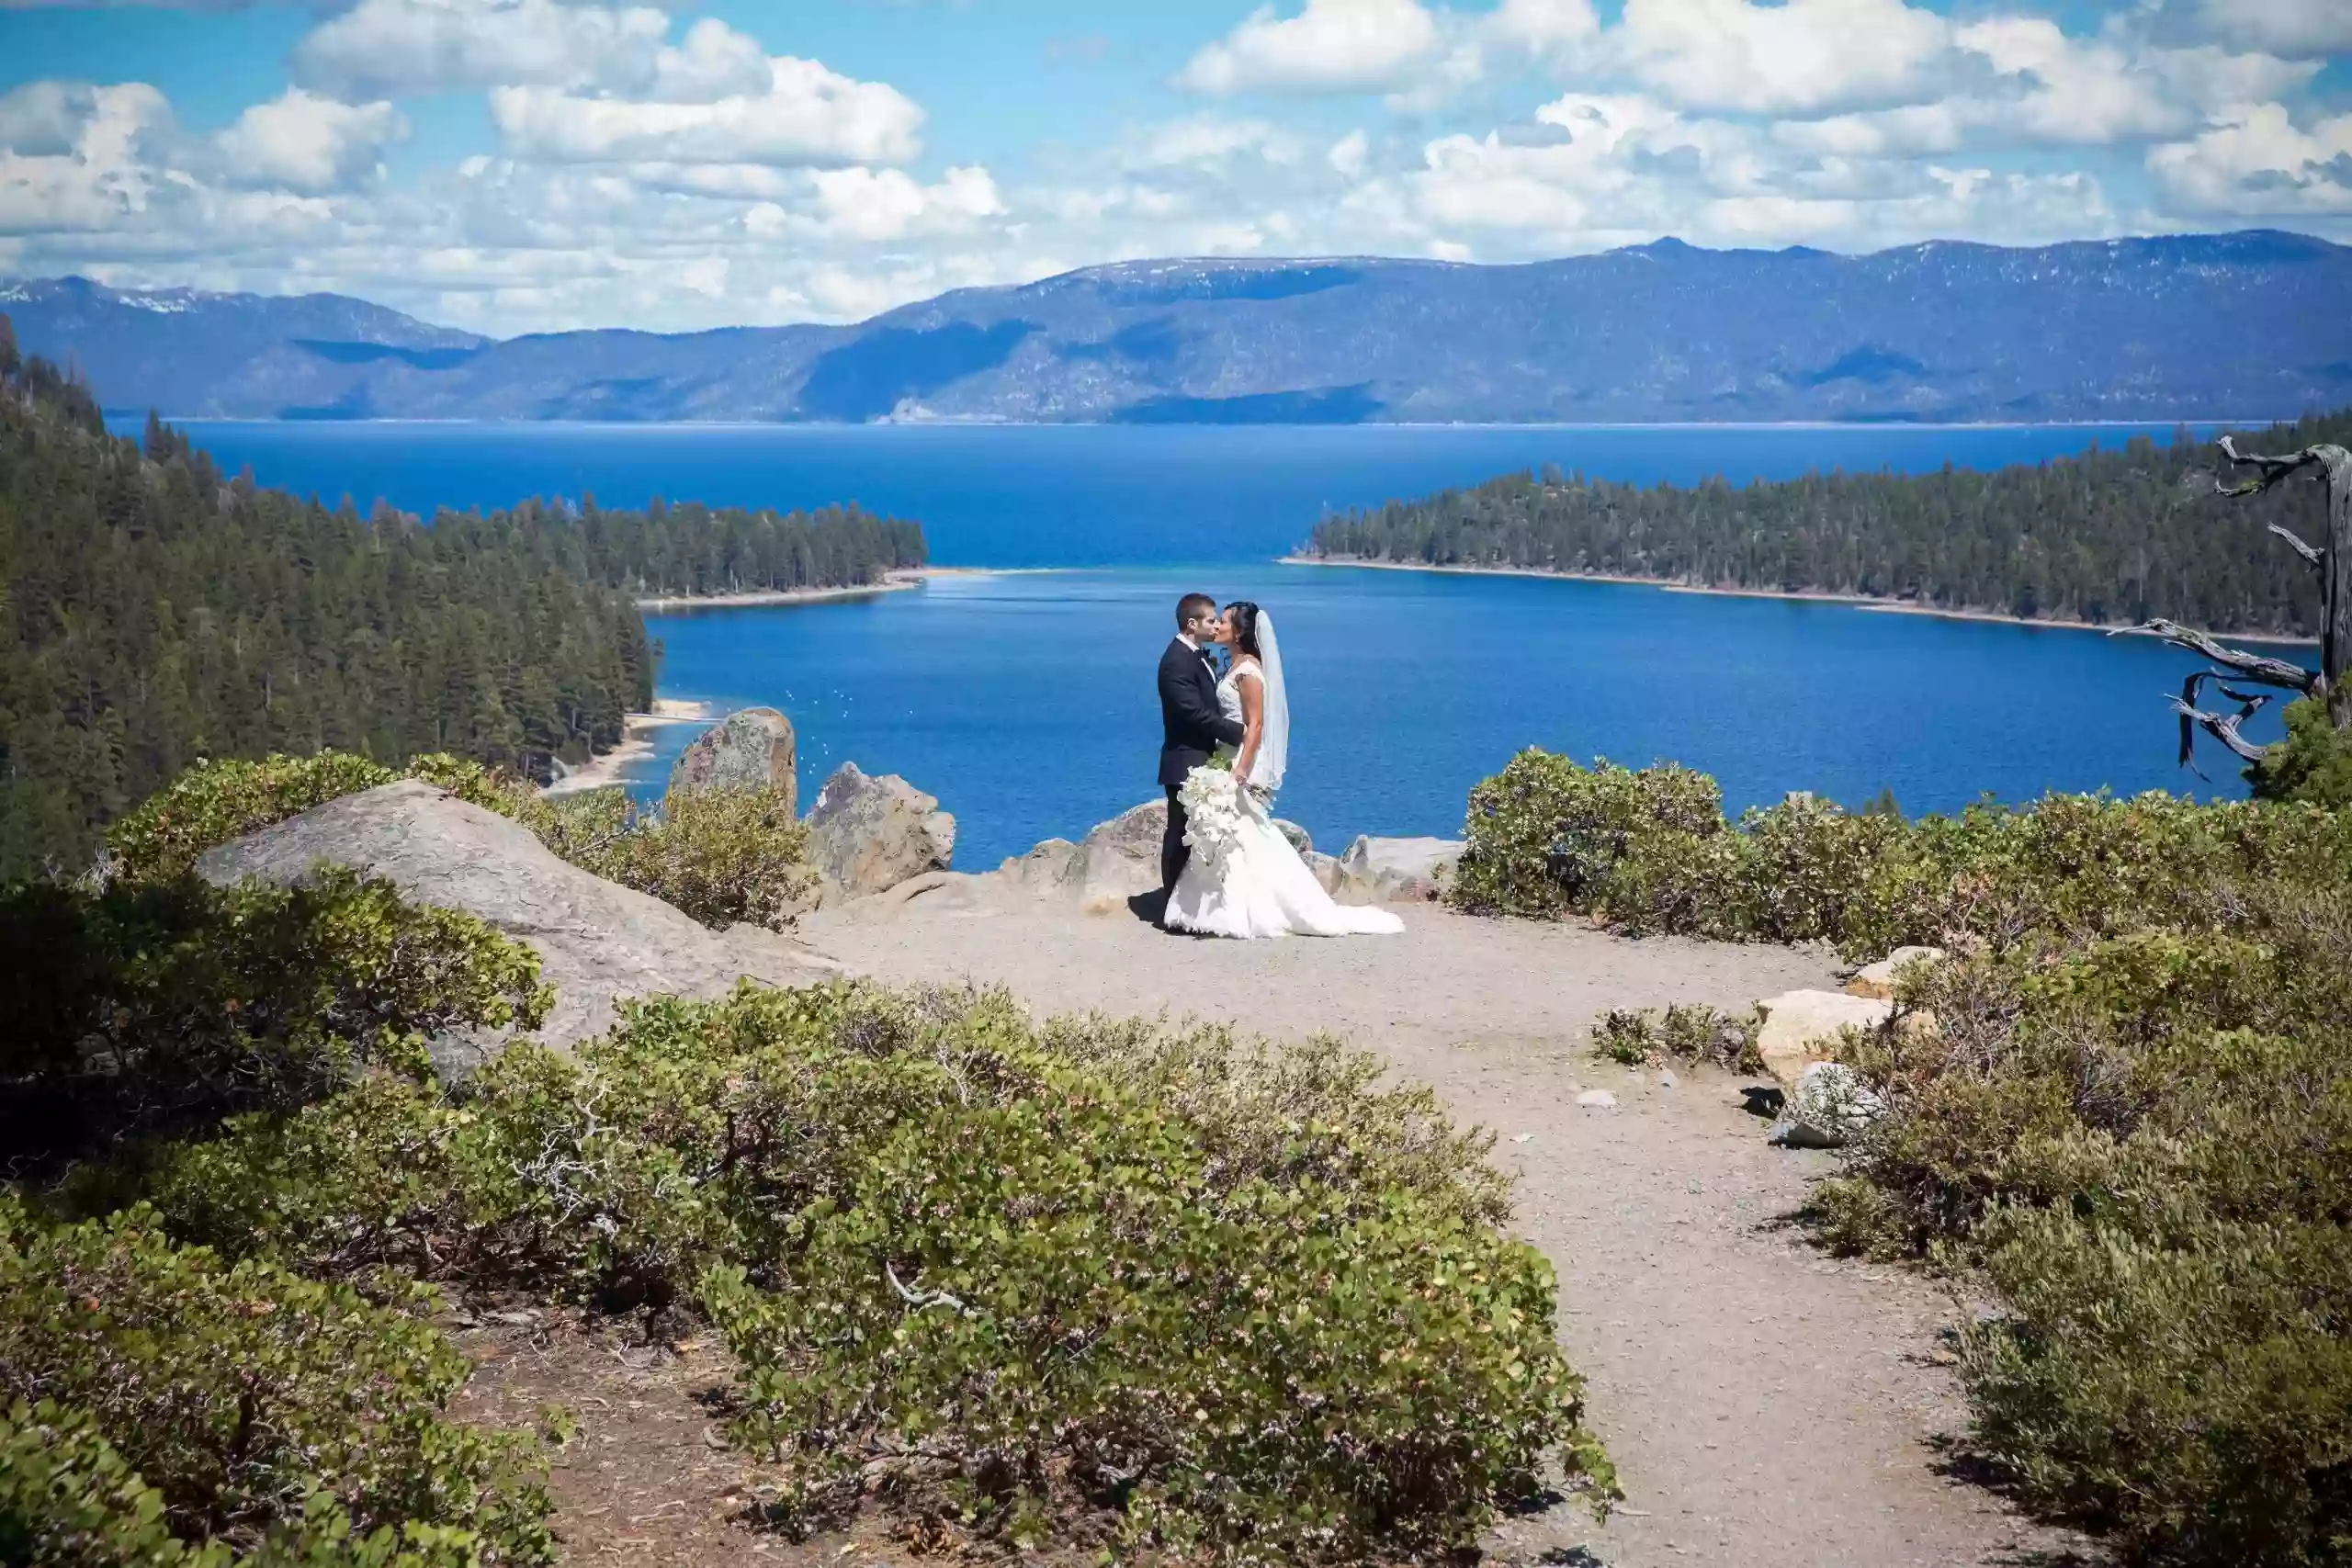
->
xmin=6 ymin=230 xmax=2349 ymax=424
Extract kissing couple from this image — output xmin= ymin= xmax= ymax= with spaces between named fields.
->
xmin=1154 ymin=592 xmax=1404 ymax=941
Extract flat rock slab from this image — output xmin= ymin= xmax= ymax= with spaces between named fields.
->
xmin=799 ymin=898 xmax=2071 ymax=1568
xmin=198 ymin=780 xmax=840 ymax=1070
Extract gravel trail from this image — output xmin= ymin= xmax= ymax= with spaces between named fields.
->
xmin=802 ymin=893 xmax=2068 ymax=1568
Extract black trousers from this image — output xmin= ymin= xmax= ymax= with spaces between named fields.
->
xmin=1160 ymin=784 xmax=1189 ymax=891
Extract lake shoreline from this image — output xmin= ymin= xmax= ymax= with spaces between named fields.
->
xmin=542 ymin=699 xmax=721 ymax=795
xmin=1280 ymin=556 xmax=2323 ymax=648
xmin=633 ymin=567 xmax=1040 ymax=614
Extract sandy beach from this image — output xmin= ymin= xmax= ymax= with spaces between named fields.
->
xmin=540 ymin=698 xmax=720 ymax=795
xmin=1282 ymin=554 xmax=2323 ymax=647
xmin=632 ymin=573 xmax=925 ymax=614
xmin=631 ymin=567 xmax=1027 ymax=614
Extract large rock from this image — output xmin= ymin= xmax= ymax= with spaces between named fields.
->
xmin=195 ymin=780 xmax=840 ymax=1073
xmin=1753 ymin=989 xmax=1893 ymax=1089
xmin=1844 ymin=945 xmax=1947 ymax=1000
xmin=805 ymin=762 xmax=956 ymax=902
xmin=996 ymin=837 xmax=1084 ymax=895
xmin=1330 ymin=835 xmax=1463 ymax=905
xmin=1074 ymin=799 xmax=1168 ymax=914
xmin=992 ymin=800 xmax=1167 ymax=915
xmin=668 ymin=706 xmax=797 ymax=808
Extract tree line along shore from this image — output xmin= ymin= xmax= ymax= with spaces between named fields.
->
xmin=1305 ymin=408 xmax=2352 ymax=638
xmin=0 ymin=314 xmax=924 ymax=879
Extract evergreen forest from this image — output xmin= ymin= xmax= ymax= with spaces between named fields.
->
xmin=1307 ymin=408 xmax=2352 ymax=635
xmin=0 ymin=315 xmax=925 ymax=879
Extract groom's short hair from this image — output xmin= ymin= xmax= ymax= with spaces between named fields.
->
xmin=1175 ymin=592 xmax=1217 ymax=628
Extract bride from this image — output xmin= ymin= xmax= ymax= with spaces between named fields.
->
xmin=1163 ymin=602 xmax=1404 ymax=940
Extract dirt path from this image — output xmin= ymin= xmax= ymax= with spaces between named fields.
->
xmin=801 ymin=895 xmax=2068 ymax=1568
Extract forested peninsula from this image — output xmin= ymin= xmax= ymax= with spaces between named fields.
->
xmin=0 ymin=314 xmax=924 ymax=878
xmin=1306 ymin=408 xmax=2352 ymax=637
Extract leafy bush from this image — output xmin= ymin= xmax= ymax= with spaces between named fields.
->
xmin=1792 ymin=881 xmax=2352 ymax=1566
xmin=530 ymin=784 xmax=816 ymax=931
xmin=104 ymin=752 xmax=817 ymax=931
xmin=0 ymin=1199 xmax=552 ymax=1565
xmin=133 ymin=983 xmax=1610 ymax=1560
xmin=106 ymin=754 xmax=401 ymax=885
xmin=1959 ymin=1203 xmax=2352 ymax=1567
xmin=1453 ymin=748 xmax=2352 ymax=956
xmin=1453 ymin=751 xmax=1731 ymax=930
xmin=0 ymin=869 xmax=548 ymax=1175
xmin=1456 ymin=750 xmax=2352 ymax=1563
xmin=1590 ymin=1004 xmax=1761 ymax=1072
xmin=2248 ymin=696 xmax=2352 ymax=808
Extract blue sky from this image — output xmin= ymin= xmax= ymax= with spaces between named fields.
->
xmin=1 ymin=0 xmax=2346 ymax=335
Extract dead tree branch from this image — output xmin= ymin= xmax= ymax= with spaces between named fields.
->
xmin=2109 ymin=620 xmax=2316 ymax=693
xmin=2124 ymin=436 xmax=2350 ymax=773
xmin=2215 ymin=436 xmax=2330 ymax=496
xmin=2268 ymin=523 xmax=2325 ymax=570
xmin=2169 ymin=671 xmax=2278 ymax=771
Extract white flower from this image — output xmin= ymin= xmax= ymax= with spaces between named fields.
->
xmin=1178 ymin=764 xmax=1250 ymax=877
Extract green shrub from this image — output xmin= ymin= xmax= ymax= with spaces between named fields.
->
xmin=2248 ymin=696 xmax=2352 ymax=808
xmin=1453 ymin=748 xmax=2352 ymax=956
xmin=1961 ymin=1203 xmax=2352 ymax=1567
xmin=107 ymin=755 xmax=400 ymax=885
xmin=1796 ymin=882 xmax=2352 ymax=1565
xmin=0 ymin=870 xmax=548 ymax=1175
xmin=0 ymin=1200 xmax=552 ymax=1565
xmin=103 ymin=752 xmax=817 ymax=932
xmin=1818 ymin=909 xmax=2352 ymax=1260
xmin=1589 ymin=1004 xmax=1761 ymax=1071
xmin=133 ymin=983 xmax=1610 ymax=1560
xmin=1453 ymin=751 xmax=1731 ymax=930
xmin=531 ymin=784 xmax=816 ymax=931
xmin=0 ymin=1399 xmax=510 ymax=1568
xmin=697 ymin=1047 xmax=1599 ymax=1561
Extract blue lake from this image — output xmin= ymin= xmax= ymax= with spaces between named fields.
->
xmin=170 ymin=421 xmax=2284 ymax=867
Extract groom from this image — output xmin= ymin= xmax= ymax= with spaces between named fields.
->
xmin=1158 ymin=592 xmax=1245 ymax=895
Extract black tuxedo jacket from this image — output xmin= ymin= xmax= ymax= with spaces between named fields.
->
xmin=1158 ymin=637 xmax=1245 ymax=787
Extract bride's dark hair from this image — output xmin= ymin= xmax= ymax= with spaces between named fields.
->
xmin=1223 ymin=601 xmax=1262 ymax=658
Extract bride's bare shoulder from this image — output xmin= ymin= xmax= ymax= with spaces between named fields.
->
xmin=1231 ymin=656 xmax=1265 ymax=680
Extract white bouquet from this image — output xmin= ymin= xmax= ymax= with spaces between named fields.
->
xmin=1177 ymin=763 xmax=1250 ymax=876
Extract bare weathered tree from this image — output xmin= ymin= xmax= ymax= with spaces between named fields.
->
xmin=2114 ymin=437 xmax=2352 ymax=772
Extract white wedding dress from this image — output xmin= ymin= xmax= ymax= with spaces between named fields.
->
xmin=1164 ymin=651 xmax=1405 ymax=941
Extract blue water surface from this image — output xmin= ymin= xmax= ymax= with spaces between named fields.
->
xmin=164 ymin=420 xmax=2283 ymax=867
xmin=171 ymin=419 xmax=2213 ymax=568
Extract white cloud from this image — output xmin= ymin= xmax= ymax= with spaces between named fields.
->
xmin=0 ymin=81 xmax=172 ymax=235
xmin=1175 ymin=0 xmax=1443 ymax=96
xmin=292 ymin=0 xmax=671 ymax=100
xmin=648 ymin=17 xmax=775 ymax=103
xmin=213 ymin=89 xmax=406 ymax=193
xmin=1329 ymin=128 xmax=1370 ymax=178
xmin=0 ymin=81 xmax=105 ymax=156
xmin=1611 ymin=0 xmax=1951 ymax=114
xmin=2191 ymin=0 xmax=2352 ymax=58
xmin=2149 ymin=103 xmax=2352 ymax=215
xmin=1128 ymin=116 xmax=1303 ymax=168
xmin=1485 ymin=0 xmax=1599 ymax=52
xmin=1371 ymin=88 xmax=2127 ymax=257
xmin=805 ymin=164 xmax=1002 ymax=242
xmin=1951 ymin=18 xmax=2313 ymax=145
xmin=490 ymin=58 xmax=922 ymax=166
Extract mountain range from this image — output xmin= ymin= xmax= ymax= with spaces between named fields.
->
xmin=6 ymin=230 xmax=2350 ymax=424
